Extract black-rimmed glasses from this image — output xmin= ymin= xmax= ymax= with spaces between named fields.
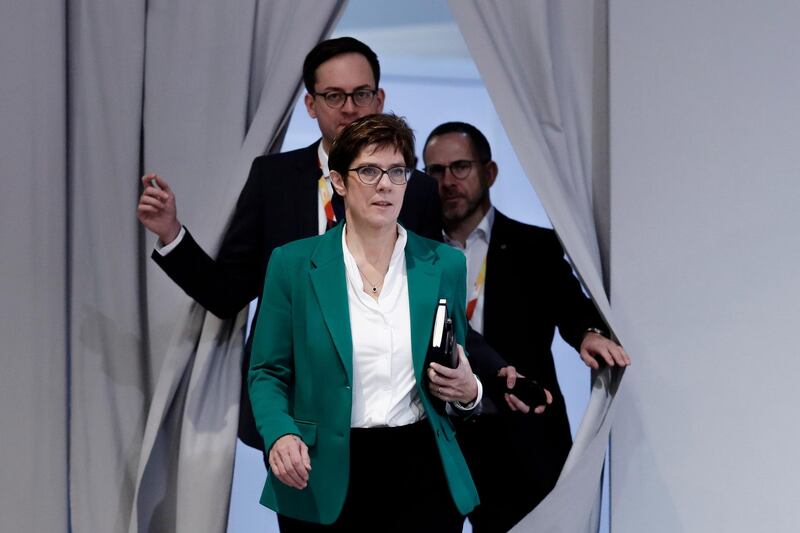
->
xmin=423 ymin=160 xmax=479 ymax=180
xmin=348 ymin=165 xmax=411 ymax=185
xmin=313 ymin=88 xmax=378 ymax=109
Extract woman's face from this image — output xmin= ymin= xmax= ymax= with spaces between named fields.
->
xmin=331 ymin=143 xmax=407 ymax=231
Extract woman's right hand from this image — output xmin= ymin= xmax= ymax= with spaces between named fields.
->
xmin=268 ymin=434 xmax=311 ymax=489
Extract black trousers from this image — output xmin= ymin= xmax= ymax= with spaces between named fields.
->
xmin=277 ymin=421 xmax=464 ymax=533
xmin=457 ymin=414 xmax=569 ymax=533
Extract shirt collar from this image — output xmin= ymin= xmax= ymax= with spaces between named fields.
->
xmin=391 ymin=224 xmax=409 ymax=264
xmin=443 ymin=206 xmax=495 ymax=248
xmin=317 ymin=141 xmax=330 ymax=178
xmin=341 ymin=223 xmax=408 ymax=269
xmin=476 ymin=206 xmax=495 ymax=241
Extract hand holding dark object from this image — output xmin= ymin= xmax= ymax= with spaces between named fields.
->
xmin=428 ymin=312 xmax=459 ymax=369
xmin=428 ymin=345 xmax=478 ymax=404
xmin=491 ymin=366 xmax=552 ymax=415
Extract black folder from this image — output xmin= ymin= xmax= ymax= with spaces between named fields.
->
xmin=428 ymin=298 xmax=458 ymax=369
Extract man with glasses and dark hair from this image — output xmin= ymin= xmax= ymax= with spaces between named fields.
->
xmin=423 ymin=122 xmax=630 ymax=533
xmin=136 ymin=37 xmax=442 ymax=451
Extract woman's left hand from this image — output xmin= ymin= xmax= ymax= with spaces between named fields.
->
xmin=428 ymin=344 xmax=478 ymax=404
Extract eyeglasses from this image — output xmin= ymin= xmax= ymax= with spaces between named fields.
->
xmin=313 ymin=88 xmax=378 ymax=109
xmin=348 ymin=165 xmax=411 ymax=185
xmin=423 ymin=160 xmax=479 ymax=180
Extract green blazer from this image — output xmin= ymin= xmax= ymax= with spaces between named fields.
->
xmin=248 ymin=223 xmax=479 ymax=525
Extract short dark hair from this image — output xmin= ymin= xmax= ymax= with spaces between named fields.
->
xmin=302 ymin=37 xmax=381 ymax=93
xmin=424 ymin=121 xmax=492 ymax=163
xmin=329 ymin=114 xmax=415 ymax=178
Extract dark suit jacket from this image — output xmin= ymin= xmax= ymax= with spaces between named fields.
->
xmin=152 ymin=140 xmax=487 ymax=448
xmin=457 ymin=210 xmax=606 ymax=523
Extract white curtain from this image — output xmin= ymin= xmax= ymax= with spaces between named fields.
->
xmin=0 ymin=3 xmax=69 ymax=531
xmin=129 ymin=2 xmax=346 ymax=532
xmin=0 ymin=2 xmax=344 ymax=532
xmin=449 ymin=1 xmax=625 ymax=531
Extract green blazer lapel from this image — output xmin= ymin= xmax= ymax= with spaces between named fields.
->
xmin=309 ymin=224 xmax=353 ymax=384
xmin=405 ymin=233 xmax=442 ymax=382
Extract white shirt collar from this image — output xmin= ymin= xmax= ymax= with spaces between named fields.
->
xmin=443 ymin=205 xmax=496 ymax=249
xmin=390 ymin=224 xmax=408 ymax=264
xmin=342 ymin=224 xmax=408 ymax=279
xmin=317 ymin=141 xmax=330 ymax=178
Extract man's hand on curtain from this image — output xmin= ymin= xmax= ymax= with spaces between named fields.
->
xmin=269 ymin=434 xmax=311 ymax=490
xmin=137 ymin=173 xmax=182 ymax=245
xmin=579 ymin=332 xmax=630 ymax=369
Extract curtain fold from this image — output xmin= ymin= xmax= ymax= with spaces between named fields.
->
xmin=67 ymin=2 xmax=150 ymax=531
xmin=130 ymin=2 xmax=346 ymax=532
xmin=2 ymin=1 xmax=344 ymax=531
xmin=448 ymin=1 xmax=625 ymax=531
xmin=0 ymin=3 xmax=69 ymax=531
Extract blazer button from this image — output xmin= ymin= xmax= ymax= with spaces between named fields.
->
xmin=345 ymin=385 xmax=351 ymax=391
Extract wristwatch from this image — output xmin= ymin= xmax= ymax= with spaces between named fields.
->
xmin=584 ymin=327 xmax=608 ymax=338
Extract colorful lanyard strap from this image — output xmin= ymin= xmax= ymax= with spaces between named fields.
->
xmin=466 ymin=254 xmax=487 ymax=321
xmin=317 ymin=155 xmax=336 ymax=229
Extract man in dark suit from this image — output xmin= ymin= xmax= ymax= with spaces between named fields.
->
xmin=136 ymin=37 xmax=444 ymax=449
xmin=136 ymin=38 xmax=507 ymax=453
xmin=422 ymin=122 xmax=630 ymax=533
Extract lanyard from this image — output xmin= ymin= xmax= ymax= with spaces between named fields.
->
xmin=318 ymin=175 xmax=336 ymax=228
xmin=466 ymin=253 xmax=487 ymax=321
xmin=317 ymin=154 xmax=336 ymax=229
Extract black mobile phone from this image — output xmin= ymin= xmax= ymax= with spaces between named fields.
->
xmin=494 ymin=376 xmax=547 ymax=407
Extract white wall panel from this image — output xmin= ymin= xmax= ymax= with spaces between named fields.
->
xmin=609 ymin=2 xmax=800 ymax=531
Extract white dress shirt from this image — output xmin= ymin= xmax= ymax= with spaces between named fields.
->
xmin=443 ymin=206 xmax=495 ymax=335
xmin=342 ymin=225 xmax=424 ymax=427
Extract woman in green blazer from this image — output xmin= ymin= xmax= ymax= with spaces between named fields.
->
xmin=248 ymin=114 xmax=480 ymax=532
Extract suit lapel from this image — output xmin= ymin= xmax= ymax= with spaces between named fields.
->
xmin=309 ymin=224 xmax=353 ymax=384
xmin=483 ymin=211 xmax=512 ymax=340
xmin=405 ymin=233 xmax=441 ymax=382
xmin=307 ymin=228 xmax=443 ymax=386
